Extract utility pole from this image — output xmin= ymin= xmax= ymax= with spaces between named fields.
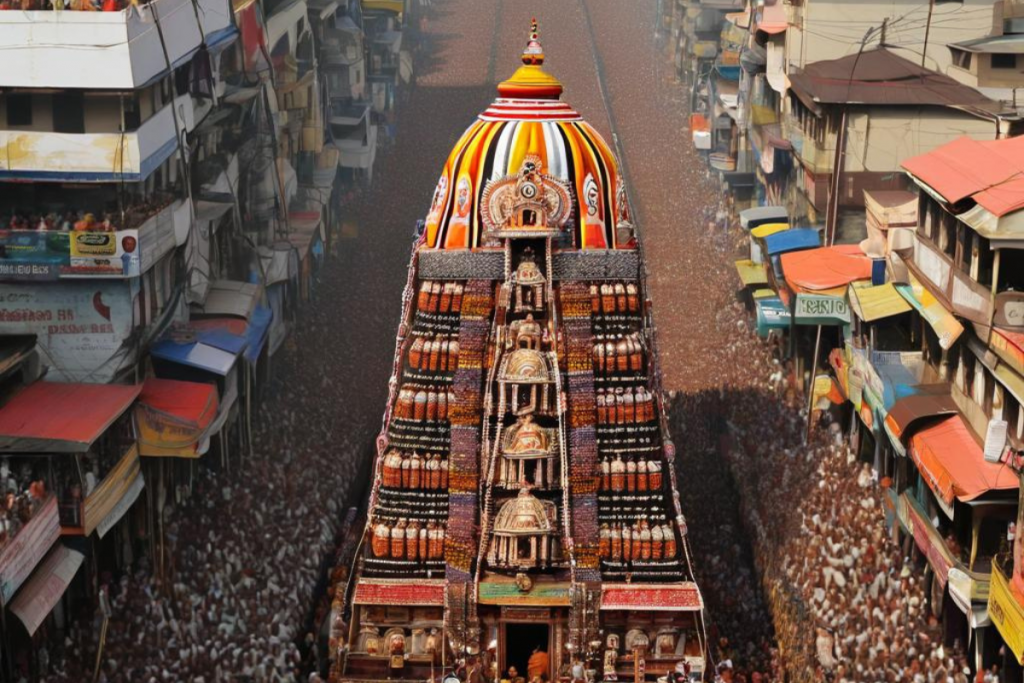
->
xmin=922 ymin=0 xmax=935 ymax=68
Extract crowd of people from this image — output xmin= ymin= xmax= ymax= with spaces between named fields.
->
xmin=664 ymin=190 xmax=978 ymax=682
xmin=0 ymin=458 xmax=51 ymax=552
xmin=3 ymin=197 xmax=173 ymax=234
xmin=37 ymin=291 xmax=374 ymax=682
xmin=0 ymin=0 xmax=137 ymax=11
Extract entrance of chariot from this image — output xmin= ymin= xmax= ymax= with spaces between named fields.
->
xmin=502 ymin=622 xmax=551 ymax=682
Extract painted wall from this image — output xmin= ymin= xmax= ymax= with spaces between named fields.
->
xmin=0 ymin=96 xmax=192 ymax=181
xmin=0 ymin=280 xmax=137 ymax=383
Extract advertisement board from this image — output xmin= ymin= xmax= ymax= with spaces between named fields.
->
xmin=0 ymin=282 xmax=136 ymax=383
xmin=0 ymin=230 xmax=140 ymax=280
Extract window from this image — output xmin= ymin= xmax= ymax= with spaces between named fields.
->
xmin=992 ymin=53 xmax=1017 ymax=70
xmin=973 ymin=360 xmax=987 ymax=407
xmin=952 ymin=49 xmax=973 ymax=70
xmin=997 ymin=248 xmax=1024 ymax=292
xmin=957 ymin=224 xmax=971 ymax=273
xmin=975 ymin=234 xmax=995 ymax=287
xmin=961 ymin=350 xmax=976 ymax=397
xmin=5 ymin=94 xmax=31 ymax=126
xmin=939 ymin=212 xmax=957 ymax=258
xmin=52 ymin=92 xmax=84 ymax=134
xmin=921 ymin=196 xmax=936 ymax=240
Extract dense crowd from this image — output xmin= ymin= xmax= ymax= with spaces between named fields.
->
xmin=667 ymin=198 xmax=978 ymax=683
xmin=5 ymin=1 xmax=993 ymax=680
xmin=38 ymin=300 xmax=374 ymax=682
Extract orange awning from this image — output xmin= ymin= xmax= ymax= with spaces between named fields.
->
xmin=781 ymin=245 xmax=873 ymax=292
xmin=910 ymin=415 xmax=1019 ymax=506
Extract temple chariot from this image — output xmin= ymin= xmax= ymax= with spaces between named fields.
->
xmin=331 ymin=22 xmax=707 ymax=683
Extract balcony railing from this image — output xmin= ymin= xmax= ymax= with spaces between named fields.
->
xmin=0 ymin=95 xmax=193 ymax=183
xmin=0 ymin=0 xmax=234 ymax=89
xmin=60 ymin=445 xmax=143 ymax=537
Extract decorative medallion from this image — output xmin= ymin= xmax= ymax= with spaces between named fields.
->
xmin=480 ymin=155 xmax=574 ymax=236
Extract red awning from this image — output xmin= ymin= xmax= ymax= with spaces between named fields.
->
xmin=600 ymin=583 xmax=704 ymax=612
xmin=781 ymin=245 xmax=873 ymax=292
xmin=0 ymin=383 xmax=142 ymax=453
xmin=910 ymin=415 xmax=1019 ymax=506
xmin=136 ymin=378 xmax=219 ymax=458
xmin=902 ymin=135 xmax=1024 ymax=217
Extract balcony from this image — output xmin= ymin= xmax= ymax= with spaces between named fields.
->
xmin=0 ymin=95 xmax=193 ymax=183
xmin=0 ymin=197 xmax=191 ymax=281
xmin=905 ymin=233 xmax=994 ymax=326
xmin=0 ymin=0 xmax=235 ymax=90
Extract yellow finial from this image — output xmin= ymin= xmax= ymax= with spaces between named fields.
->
xmin=498 ymin=17 xmax=562 ymax=99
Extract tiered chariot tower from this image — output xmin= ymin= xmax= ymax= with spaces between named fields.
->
xmin=335 ymin=21 xmax=707 ymax=683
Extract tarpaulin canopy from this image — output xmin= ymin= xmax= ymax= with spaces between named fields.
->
xmin=136 ymin=378 xmax=220 ymax=458
xmin=189 ymin=327 xmax=248 ymax=356
xmin=735 ymin=259 xmax=768 ymax=287
xmin=902 ymin=136 xmax=1024 ymax=227
xmin=10 ymin=544 xmax=84 ymax=636
xmin=0 ymin=383 xmax=142 ymax=453
xmin=191 ymin=280 xmax=261 ymax=320
xmin=895 ymin=281 xmax=964 ymax=350
xmin=259 ymin=244 xmax=296 ymax=286
xmin=789 ymin=48 xmax=995 ymax=112
xmin=245 ymin=306 xmax=274 ymax=364
xmin=764 ymin=228 xmax=820 ymax=257
xmin=849 ymin=283 xmax=913 ymax=322
xmin=150 ymin=339 xmax=239 ymax=377
xmin=749 ymin=222 xmax=789 ymax=239
xmin=883 ymin=390 xmax=959 ymax=445
xmin=780 ymin=244 xmax=871 ymax=291
xmin=910 ymin=415 xmax=1019 ymax=506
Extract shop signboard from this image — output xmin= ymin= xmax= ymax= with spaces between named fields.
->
xmin=0 ymin=281 xmax=136 ymax=383
xmin=0 ymin=230 xmax=140 ymax=280
xmin=0 ymin=496 xmax=59 ymax=602
xmin=990 ymin=563 xmax=1024 ymax=664
xmin=0 ymin=231 xmax=67 ymax=280
xmin=995 ymin=291 xmax=1024 ymax=331
xmin=66 ymin=230 xmax=141 ymax=278
xmin=794 ymin=293 xmax=850 ymax=325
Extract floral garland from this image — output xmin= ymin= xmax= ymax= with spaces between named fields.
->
xmin=561 ymin=282 xmax=601 ymax=580
xmin=445 ymin=279 xmax=494 ymax=581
